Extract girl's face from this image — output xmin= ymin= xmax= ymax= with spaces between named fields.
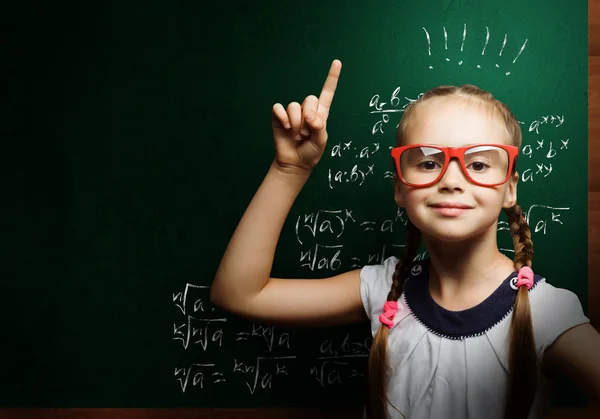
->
xmin=393 ymin=96 xmax=519 ymax=243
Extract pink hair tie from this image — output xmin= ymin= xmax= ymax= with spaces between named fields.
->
xmin=516 ymin=266 xmax=534 ymax=289
xmin=379 ymin=301 xmax=399 ymax=329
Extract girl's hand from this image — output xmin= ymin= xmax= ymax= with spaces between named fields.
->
xmin=271 ymin=59 xmax=342 ymax=175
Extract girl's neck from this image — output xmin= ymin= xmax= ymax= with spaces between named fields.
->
xmin=422 ymin=229 xmax=516 ymax=309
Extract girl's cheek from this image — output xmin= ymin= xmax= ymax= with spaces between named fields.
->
xmin=474 ymin=189 xmax=505 ymax=206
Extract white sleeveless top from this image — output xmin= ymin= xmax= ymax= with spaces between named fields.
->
xmin=359 ymin=256 xmax=589 ymax=419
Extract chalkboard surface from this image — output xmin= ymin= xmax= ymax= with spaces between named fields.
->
xmin=2 ymin=0 xmax=588 ymax=409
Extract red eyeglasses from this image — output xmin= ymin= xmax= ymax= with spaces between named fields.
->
xmin=390 ymin=144 xmax=519 ymax=187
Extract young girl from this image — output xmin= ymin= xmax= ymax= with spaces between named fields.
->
xmin=210 ymin=59 xmax=600 ymax=419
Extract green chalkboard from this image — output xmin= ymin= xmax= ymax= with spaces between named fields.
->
xmin=2 ymin=0 xmax=588 ymax=409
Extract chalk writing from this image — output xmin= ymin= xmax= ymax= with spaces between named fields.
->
xmin=524 ymin=204 xmax=570 ymax=235
xmin=175 ymin=363 xmax=226 ymax=393
xmin=309 ymin=355 xmax=368 ymax=387
xmin=233 ymin=356 xmax=296 ymax=395
xmin=422 ymin=24 xmax=527 ymax=75
xmin=173 ymin=284 xmax=226 ymax=351
xmin=173 ymin=316 xmax=226 ymax=351
xmin=327 ymin=164 xmax=376 ymax=189
xmin=330 ymin=140 xmax=381 ymax=159
xmin=173 ymin=294 xmax=372 ymax=394
xmin=369 ymin=88 xmax=422 ymax=135
xmin=236 ymin=324 xmax=291 ymax=352
xmin=528 ymin=115 xmax=566 ymax=134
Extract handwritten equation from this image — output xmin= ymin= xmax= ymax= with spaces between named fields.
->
xmin=172 ymin=284 xmax=371 ymax=394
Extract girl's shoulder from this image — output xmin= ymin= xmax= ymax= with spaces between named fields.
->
xmin=359 ymin=256 xmax=400 ymax=316
xmin=529 ymin=277 xmax=590 ymax=357
xmin=359 ymin=256 xmax=406 ymax=337
xmin=360 ymin=255 xmax=399 ymax=284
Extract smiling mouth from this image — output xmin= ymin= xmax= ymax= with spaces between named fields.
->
xmin=429 ymin=206 xmax=472 ymax=217
xmin=429 ymin=203 xmax=474 ymax=209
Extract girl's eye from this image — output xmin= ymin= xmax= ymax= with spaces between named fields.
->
xmin=417 ymin=160 xmax=440 ymax=170
xmin=469 ymin=161 xmax=490 ymax=171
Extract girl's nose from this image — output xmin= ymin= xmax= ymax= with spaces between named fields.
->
xmin=437 ymin=159 xmax=467 ymax=190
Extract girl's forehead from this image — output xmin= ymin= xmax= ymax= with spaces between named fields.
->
xmin=403 ymin=97 xmax=510 ymax=146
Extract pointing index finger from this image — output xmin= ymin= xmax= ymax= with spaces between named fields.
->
xmin=317 ymin=59 xmax=342 ymax=118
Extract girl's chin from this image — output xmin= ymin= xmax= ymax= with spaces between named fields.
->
xmin=421 ymin=226 xmax=488 ymax=243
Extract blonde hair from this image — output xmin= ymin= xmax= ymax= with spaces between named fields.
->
xmin=366 ymin=85 xmax=535 ymax=419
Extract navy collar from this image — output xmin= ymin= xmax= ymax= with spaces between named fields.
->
xmin=403 ymin=259 xmax=543 ymax=340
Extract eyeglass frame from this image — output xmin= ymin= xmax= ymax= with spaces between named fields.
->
xmin=390 ymin=143 xmax=520 ymax=188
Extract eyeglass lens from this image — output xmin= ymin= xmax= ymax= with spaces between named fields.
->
xmin=399 ymin=145 xmax=510 ymax=185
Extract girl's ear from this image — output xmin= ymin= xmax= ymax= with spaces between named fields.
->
xmin=393 ymin=174 xmax=405 ymax=207
xmin=503 ymin=171 xmax=519 ymax=208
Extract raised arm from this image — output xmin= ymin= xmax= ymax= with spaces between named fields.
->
xmin=210 ymin=60 xmax=367 ymax=327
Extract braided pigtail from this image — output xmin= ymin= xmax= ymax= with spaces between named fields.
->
xmin=366 ymin=220 xmax=421 ymax=419
xmin=503 ymin=203 xmax=537 ymax=419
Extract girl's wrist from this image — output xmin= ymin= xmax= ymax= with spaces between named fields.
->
xmin=269 ymin=160 xmax=312 ymax=185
